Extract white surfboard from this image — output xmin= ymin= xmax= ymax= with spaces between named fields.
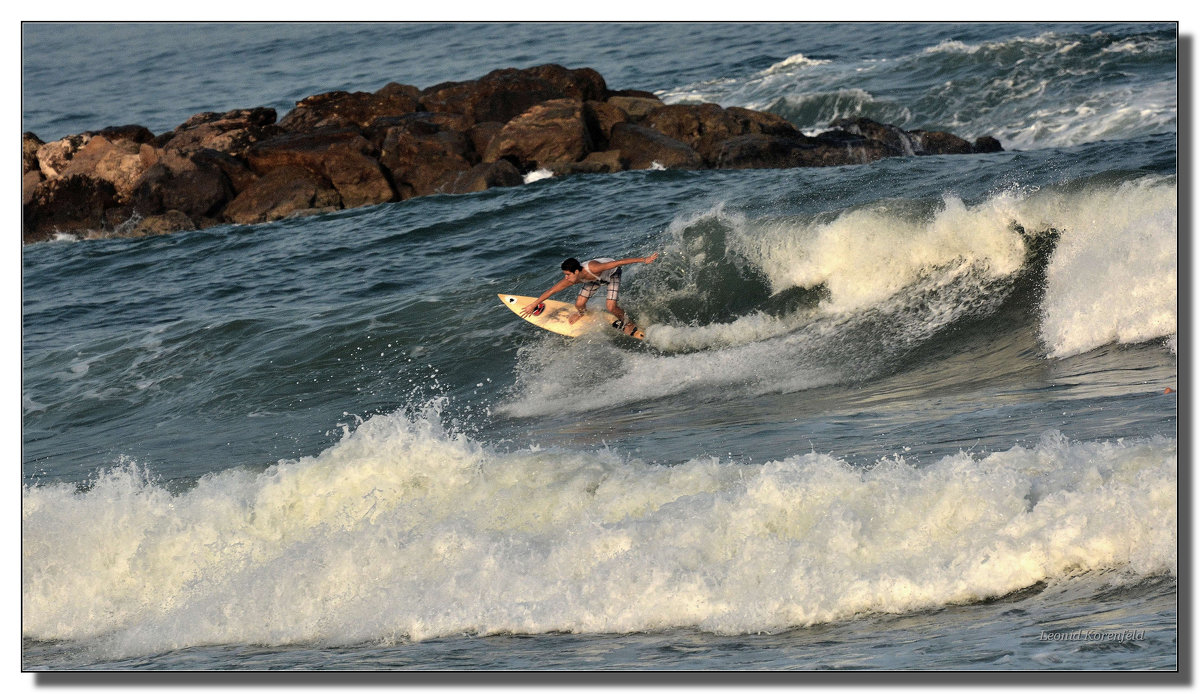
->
xmin=498 ymin=294 xmax=645 ymax=340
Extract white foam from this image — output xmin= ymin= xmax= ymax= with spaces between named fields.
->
xmin=22 ymin=410 xmax=1176 ymax=656
xmin=1036 ymin=177 xmax=1177 ymax=358
xmin=523 ymin=168 xmax=554 ymax=184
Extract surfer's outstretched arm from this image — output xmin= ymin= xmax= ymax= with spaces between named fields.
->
xmin=520 ymin=277 xmax=574 ymax=316
xmin=587 ymin=252 xmax=659 ymax=274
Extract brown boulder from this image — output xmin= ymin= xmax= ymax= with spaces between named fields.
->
xmin=125 ymin=210 xmax=198 ymax=237
xmin=546 ymin=150 xmax=625 ymax=176
xmin=23 ymin=174 xmax=119 ymax=242
xmin=608 ymin=123 xmax=703 ymax=170
xmin=246 ymin=129 xmax=395 ymax=208
xmin=583 ymin=100 xmax=629 ymax=150
xmin=36 ymin=133 xmax=93 ymax=178
xmin=525 ymin=65 xmax=608 ymax=102
xmin=279 ymin=87 xmax=421 ymax=132
xmin=59 ymin=135 xmax=163 ymax=201
xmin=466 ymin=121 xmax=505 ymax=159
xmin=972 ymin=136 xmax=1003 ymax=154
xmin=224 ymin=166 xmax=341 ymax=224
xmin=483 ymin=99 xmax=593 ymax=170
xmin=909 ymin=130 xmax=973 ymax=155
xmin=442 ymin=160 xmax=525 ymax=195
xmin=419 ymin=65 xmax=591 ymax=126
xmin=644 ymin=103 xmax=802 ymax=165
xmin=380 ymin=123 xmax=475 ymax=198
xmin=160 ymin=108 xmax=280 ymax=157
xmin=23 ymin=132 xmax=44 ymax=174
xmin=125 ymin=151 xmax=233 ymax=221
xmin=828 ymin=117 xmax=921 ymax=157
xmin=23 ymin=170 xmax=44 ymax=205
xmin=606 ymin=96 xmax=664 ymax=122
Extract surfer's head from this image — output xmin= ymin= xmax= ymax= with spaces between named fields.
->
xmin=561 ymin=258 xmax=583 ymax=280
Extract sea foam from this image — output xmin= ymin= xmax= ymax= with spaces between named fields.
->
xmin=23 ymin=406 xmax=1176 ymax=657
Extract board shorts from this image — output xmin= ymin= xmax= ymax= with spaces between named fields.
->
xmin=578 ymin=267 xmax=621 ymax=302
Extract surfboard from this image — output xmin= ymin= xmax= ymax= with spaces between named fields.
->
xmin=498 ymin=294 xmax=645 ymax=340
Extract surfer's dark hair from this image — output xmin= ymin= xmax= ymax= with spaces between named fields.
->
xmin=562 ymin=258 xmax=583 ymax=272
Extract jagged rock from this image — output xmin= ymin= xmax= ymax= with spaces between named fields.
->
xmin=126 ymin=210 xmax=198 ymax=237
xmin=483 ymin=99 xmax=593 ymax=171
xmin=606 ymin=96 xmax=664 ymax=122
xmin=647 ymin=103 xmax=809 ymax=165
xmin=608 ymin=122 xmax=703 ymax=170
xmin=279 ymin=86 xmax=421 ymax=132
xmin=910 ymin=129 xmax=973 ymax=155
xmin=36 ymin=133 xmax=94 ymax=178
xmin=583 ymin=100 xmax=629 ymax=150
xmin=23 ymin=174 xmax=119 ymax=242
xmin=828 ymin=117 xmax=923 ymax=157
xmin=23 ymin=132 xmax=44 ymax=174
xmin=973 ymin=136 xmax=1003 ymax=154
xmin=224 ymin=166 xmax=341 ymax=224
xmin=546 ymin=150 xmax=625 ymax=176
xmin=21 ymin=64 xmax=1003 ymax=243
xmin=58 ymin=135 xmax=162 ymax=201
xmin=246 ymin=129 xmax=394 ymax=207
xmin=379 ymin=122 xmax=475 ymax=198
xmin=466 ymin=121 xmax=504 ymax=159
xmin=159 ymin=108 xmax=280 ymax=157
xmin=442 ymin=160 xmax=524 ymax=194
xmin=420 ymin=65 xmax=602 ymax=126
xmin=23 ymin=170 xmax=44 ymax=205
xmin=524 ymin=65 xmax=608 ymax=102
xmin=125 ymin=151 xmax=233 ymax=220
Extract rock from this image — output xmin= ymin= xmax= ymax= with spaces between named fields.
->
xmin=420 ymin=65 xmax=592 ymax=126
xmin=223 ymin=166 xmax=340 ymax=224
xmin=606 ymin=96 xmax=664 ymax=122
xmin=36 ymin=133 xmax=93 ymax=178
xmin=379 ymin=122 xmax=475 ymax=198
xmin=246 ymin=129 xmax=395 ymax=208
xmin=23 ymin=170 xmax=44 ymax=205
xmin=972 ymin=136 xmax=1003 ymax=154
xmin=189 ymin=148 xmax=259 ymax=194
xmin=525 ymin=64 xmax=608 ymax=102
xmin=160 ymin=108 xmax=280 ymax=157
xmin=466 ymin=121 xmax=505 ymax=159
xmin=483 ymin=99 xmax=593 ymax=171
xmin=126 ymin=151 xmax=233 ymax=220
xmin=23 ymin=174 xmax=119 ymax=242
xmin=93 ymin=124 xmax=156 ymax=144
xmin=583 ymin=100 xmax=629 ymax=150
xmin=909 ymin=129 xmax=973 ymax=155
xmin=546 ymin=150 xmax=625 ymax=176
xmin=608 ymin=122 xmax=703 ymax=170
xmin=829 ymin=117 xmax=920 ymax=156
xmin=58 ymin=134 xmax=162 ymax=201
xmin=127 ymin=210 xmax=197 ymax=237
xmin=645 ymin=103 xmax=803 ymax=165
xmin=279 ymin=87 xmax=421 ymax=132
xmin=23 ymin=132 xmax=44 ymax=174
xmin=442 ymin=160 xmax=524 ymax=194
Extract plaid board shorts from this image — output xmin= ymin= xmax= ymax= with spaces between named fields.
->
xmin=577 ymin=267 xmax=622 ymax=302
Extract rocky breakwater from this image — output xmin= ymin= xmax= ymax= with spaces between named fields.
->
xmin=22 ymin=64 xmax=1002 ymax=244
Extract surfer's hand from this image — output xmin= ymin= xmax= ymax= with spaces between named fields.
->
xmin=643 ymin=252 xmax=659 ymax=264
xmin=520 ymin=303 xmax=538 ymax=317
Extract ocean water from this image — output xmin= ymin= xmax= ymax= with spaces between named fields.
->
xmin=20 ymin=22 xmax=1179 ymax=672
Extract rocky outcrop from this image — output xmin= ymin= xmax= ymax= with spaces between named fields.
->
xmin=22 ymin=64 xmax=1002 ymax=243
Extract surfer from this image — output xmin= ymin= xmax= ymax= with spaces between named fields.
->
xmin=521 ymin=253 xmax=659 ymax=335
